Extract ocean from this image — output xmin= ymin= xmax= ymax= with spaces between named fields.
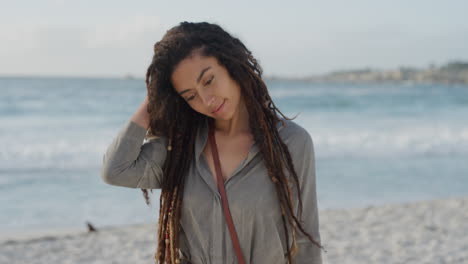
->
xmin=1 ymin=76 xmax=467 ymax=234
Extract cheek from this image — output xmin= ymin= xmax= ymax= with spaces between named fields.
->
xmin=190 ymin=103 xmax=210 ymax=116
xmin=230 ymin=85 xmax=242 ymax=102
xmin=221 ymin=83 xmax=238 ymax=99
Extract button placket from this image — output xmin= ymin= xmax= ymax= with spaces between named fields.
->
xmin=224 ymin=142 xmax=260 ymax=190
xmin=212 ymin=194 xmax=223 ymax=262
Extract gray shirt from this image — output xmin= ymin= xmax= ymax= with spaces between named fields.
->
xmin=101 ymin=117 xmax=322 ymax=264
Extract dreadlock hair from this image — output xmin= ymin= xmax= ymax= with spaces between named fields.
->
xmin=140 ymin=21 xmax=326 ymax=264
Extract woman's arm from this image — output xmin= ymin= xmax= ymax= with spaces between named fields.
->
xmin=100 ymin=96 xmax=167 ymax=189
xmin=289 ymin=128 xmax=323 ymax=264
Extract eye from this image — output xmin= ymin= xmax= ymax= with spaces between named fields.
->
xmin=187 ymin=94 xmax=196 ymax=101
xmin=205 ymin=76 xmax=214 ymax=86
xmin=187 ymin=76 xmax=213 ymax=102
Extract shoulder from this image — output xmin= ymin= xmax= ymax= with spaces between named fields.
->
xmin=277 ymin=118 xmax=313 ymax=149
xmin=276 ymin=119 xmax=316 ymax=178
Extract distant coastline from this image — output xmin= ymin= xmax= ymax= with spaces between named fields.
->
xmin=265 ymin=60 xmax=468 ymax=85
xmin=2 ymin=61 xmax=468 ymax=85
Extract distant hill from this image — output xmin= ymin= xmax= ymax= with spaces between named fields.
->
xmin=265 ymin=61 xmax=468 ymax=84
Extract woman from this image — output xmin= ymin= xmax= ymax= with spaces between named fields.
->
xmin=101 ymin=21 xmax=325 ymax=264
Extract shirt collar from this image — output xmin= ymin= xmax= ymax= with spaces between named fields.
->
xmin=195 ymin=118 xmax=286 ymax=166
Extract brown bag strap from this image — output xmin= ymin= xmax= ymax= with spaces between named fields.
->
xmin=208 ymin=120 xmax=246 ymax=264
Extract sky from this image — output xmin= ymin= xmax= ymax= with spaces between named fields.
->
xmin=1 ymin=0 xmax=468 ymax=78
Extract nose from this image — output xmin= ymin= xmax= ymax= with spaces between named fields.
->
xmin=199 ymin=89 xmax=216 ymax=108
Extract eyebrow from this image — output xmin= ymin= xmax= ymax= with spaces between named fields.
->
xmin=179 ymin=66 xmax=211 ymax=96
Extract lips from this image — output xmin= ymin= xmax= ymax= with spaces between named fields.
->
xmin=211 ymin=99 xmax=225 ymax=114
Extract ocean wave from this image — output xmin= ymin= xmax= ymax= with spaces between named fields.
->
xmin=1 ymin=125 xmax=467 ymax=170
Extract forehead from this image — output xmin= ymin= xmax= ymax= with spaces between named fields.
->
xmin=171 ymin=54 xmax=218 ymax=92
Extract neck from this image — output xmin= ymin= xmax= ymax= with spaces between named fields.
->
xmin=213 ymin=97 xmax=250 ymax=137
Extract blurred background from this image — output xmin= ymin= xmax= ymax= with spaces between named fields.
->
xmin=1 ymin=0 xmax=467 ymax=236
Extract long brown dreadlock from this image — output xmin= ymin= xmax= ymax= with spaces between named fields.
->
xmin=140 ymin=21 xmax=325 ymax=263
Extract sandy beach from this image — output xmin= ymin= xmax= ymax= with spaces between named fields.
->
xmin=1 ymin=196 xmax=467 ymax=264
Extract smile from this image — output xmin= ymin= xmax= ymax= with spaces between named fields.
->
xmin=212 ymin=99 xmax=226 ymax=114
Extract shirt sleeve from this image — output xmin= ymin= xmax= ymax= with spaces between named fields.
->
xmin=100 ymin=120 xmax=168 ymax=189
xmin=290 ymin=130 xmax=323 ymax=264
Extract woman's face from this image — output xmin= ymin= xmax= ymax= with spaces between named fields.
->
xmin=171 ymin=52 xmax=243 ymax=121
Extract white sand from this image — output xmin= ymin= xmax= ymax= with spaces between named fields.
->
xmin=1 ymin=196 xmax=468 ymax=264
